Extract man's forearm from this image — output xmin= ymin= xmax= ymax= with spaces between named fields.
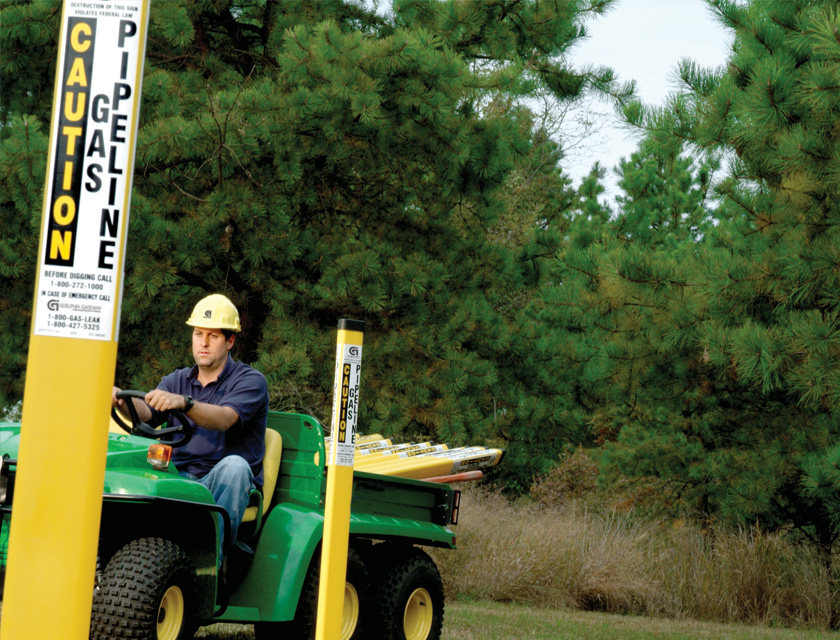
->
xmin=184 ymin=401 xmax=238 ymax=431
xmin=142 ymin=388 xmax=238 ymax=431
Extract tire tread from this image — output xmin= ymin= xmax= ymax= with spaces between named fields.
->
xmin=373 ymin=545 xmax=444 ymax=640
xmin=90 ymin=537 xmax=194 ymax=640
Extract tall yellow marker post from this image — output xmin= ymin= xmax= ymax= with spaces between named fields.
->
xmin=316 ymin=319 xmax=365 ymax=640
xmin=0 ymin=2 xmax=150 ymax=639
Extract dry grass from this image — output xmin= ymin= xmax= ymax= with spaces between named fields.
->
xmin=428 ymin=487 xmax=838 ymax=631
xmin=647 ymin=523 xmax=835 ymax=626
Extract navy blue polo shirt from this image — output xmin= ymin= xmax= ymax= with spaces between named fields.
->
xmin=150 ymin=355 xmax=269 ymax=487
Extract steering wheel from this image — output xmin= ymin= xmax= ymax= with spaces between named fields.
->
xmin=111 ymin=390 xmax=194 ymax=448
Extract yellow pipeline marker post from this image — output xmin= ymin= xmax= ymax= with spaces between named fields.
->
xmin=316 ymin=319 xmax=365 ymax=640
xmin=0 ymin=3 xmax=150 ymax=639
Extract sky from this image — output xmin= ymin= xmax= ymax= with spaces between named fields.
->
xmin=561 ymin=0 xmax=734 ymax=200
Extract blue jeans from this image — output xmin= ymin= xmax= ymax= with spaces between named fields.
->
xmin=183 ymin=455 xmax=255 ymax=555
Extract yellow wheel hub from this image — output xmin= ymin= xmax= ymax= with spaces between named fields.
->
xmin=341 ymin=581 xmax=360 ymax=640
xmin=156 ymin=584 xmax=185 ymax=640
xmin=403 ymin=587 xmax=433 ymax=640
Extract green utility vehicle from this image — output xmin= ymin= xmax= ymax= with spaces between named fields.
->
xmin=0 ymin=394 xmax=461 ymax=640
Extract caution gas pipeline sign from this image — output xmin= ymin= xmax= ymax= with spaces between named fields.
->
xmin=33 ymin=1 xmax=149 ymax=342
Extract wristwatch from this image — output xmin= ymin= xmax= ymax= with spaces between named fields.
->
xmin=183 ymin=395 xmax=194 ymax=412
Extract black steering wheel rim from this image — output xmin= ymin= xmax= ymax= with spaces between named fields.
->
xmin=111 ymin=390 xmax=194 ymax=448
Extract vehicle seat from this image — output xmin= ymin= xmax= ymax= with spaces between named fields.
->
xmin=242 ymin=428 xmax=283 ymax=526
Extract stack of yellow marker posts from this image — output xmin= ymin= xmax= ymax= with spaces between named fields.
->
xmin=326 ymin=434 xmax=504 ymax=480
xmin=355 ymin=443 xmax=448 ymax=468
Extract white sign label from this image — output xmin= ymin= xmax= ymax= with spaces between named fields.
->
xmin=33 ymin=1 xmax=149 ymax=341
xmin=330 ymin=343 xmax=363 ymax=467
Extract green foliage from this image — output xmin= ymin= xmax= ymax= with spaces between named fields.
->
xmin=0 ymin=1 xmax=620 ymax=481
xmin=537 ymin=139 xmax=725 ymax=515
xmin=551 ymin=0 xmax=840 ymax=551
xmin=8 ymin=0 xmax=840 ymax=562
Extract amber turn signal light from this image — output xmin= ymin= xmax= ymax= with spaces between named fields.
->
xmin=147 ymin=443 xmax=172 ymax=471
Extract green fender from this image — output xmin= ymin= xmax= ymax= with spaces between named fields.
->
xmin=102 ymin=469 xmax=214 ymax=503
xmin=227 ymin=502 xmax=324 ymax=622
xmin=226 ymin=503 xmax=457 ymax=623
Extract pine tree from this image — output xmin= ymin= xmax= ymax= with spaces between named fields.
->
xmin=593 ymin=0 xmax=840 ymax=549
xmin=0 ymin=0 xmax=623 ymax=483
xmin=0 ymin=2 xmax=59 ymax=409
xmin=535 ymin=134 xmax=722 ymax=502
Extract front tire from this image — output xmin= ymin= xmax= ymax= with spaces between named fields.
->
xmin=90 ymin=537 xmax=196 ymax=640
xmin=374 ymin=546 xmax=444 ymax=640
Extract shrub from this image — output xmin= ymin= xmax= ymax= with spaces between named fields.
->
xmin=529 ymin=447 xmax=600 ymax=509
xmin=528 ymin=447 xmax=666 ymax=515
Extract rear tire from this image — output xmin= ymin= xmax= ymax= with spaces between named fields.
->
xmin=90 ymin=537 xmax=196 ymax=640
xmin=254 ymin=547 xmax=369 ymax=640
xmin=373 ymin=546 xmax=444 ymax=640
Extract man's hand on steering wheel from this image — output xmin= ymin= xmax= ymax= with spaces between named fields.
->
xmin=111 ymin=389 xmax=194 ymax=448
xmin=144 ymin=389 xmax=192 ymax=413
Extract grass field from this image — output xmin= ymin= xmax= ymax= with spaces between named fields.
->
xmin=0 ymin=597 xmax=833 ymax=639
xmin=195 ymin=599 xmax=837 ymax=640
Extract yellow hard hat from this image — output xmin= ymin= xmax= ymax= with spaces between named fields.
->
xmin=186 ymin=294 xmax=241 ymax=332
